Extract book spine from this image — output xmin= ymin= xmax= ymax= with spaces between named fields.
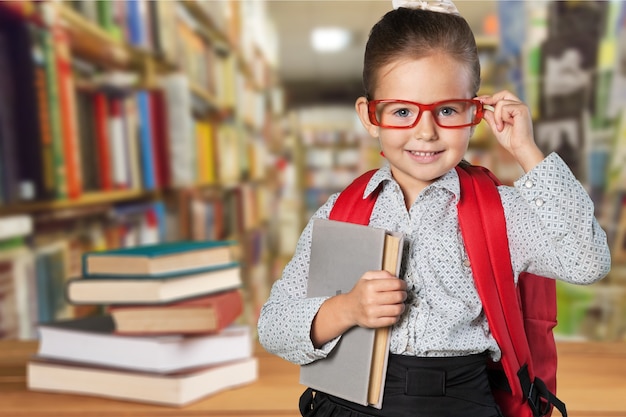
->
xmin=0 ymin=27 xmax=20 ymax=204
xmin=75 ymin=90 xmax=99 ymax=192
xmin=122 ymin=95 xmax=142 ymax=190
xmin=30 ymin=26 xmax=56 ymax=199
xmin=53 ymin=26 xmax=83 ymax=199
xmin=93 ymin=92 xmax=113 ymax=191
xmin=107 ymin=96 xmax=129 ymax=189
xmin=136 ymin=90 xmax=156 ymax=190
xmin=149 ymin=90 xmax=170 ymax=188
xmin=39 ymin=27 xmax=68 ymax=200
xmin=125 ymin=0 xmax=145 ymax=48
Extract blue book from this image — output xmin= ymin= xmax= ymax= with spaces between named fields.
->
xmin=136 ymin=91 xmax=156 ymax=190
xmin=81 ymin=240 xmax=238 ymax=278
xmin=125 ymin=0 xmax=145 ymax=47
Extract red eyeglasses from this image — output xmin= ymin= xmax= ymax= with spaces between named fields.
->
xmin=367 ymin=99 xmax=485 ymax=129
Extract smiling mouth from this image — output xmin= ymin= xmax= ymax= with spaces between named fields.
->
xmin=408 ymin=150 xmax=442 ymax=157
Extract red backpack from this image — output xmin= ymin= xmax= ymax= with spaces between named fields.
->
xmin=328 ymin=164 xmax=567 ymax=417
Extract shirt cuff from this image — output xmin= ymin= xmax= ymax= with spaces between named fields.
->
xmin=301 ymin=296 xmax=342 ymax=362
xmin=513 ymin=152 xmax=575 ymax=208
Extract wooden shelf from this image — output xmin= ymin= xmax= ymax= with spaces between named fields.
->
xmin=0 ymin=190 xmax=161 ymax=216
xmin=56 ymin=4 xmax=135 ymax=69
xmin=179 ymin=0 xmax=230 ymax=48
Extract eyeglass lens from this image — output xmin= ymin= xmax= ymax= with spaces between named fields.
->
xmin=374 ymin=100 xmax=478 ymax=128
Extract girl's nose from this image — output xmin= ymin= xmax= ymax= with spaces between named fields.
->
xmin=413 ymin=111 xmax=438 ymax=141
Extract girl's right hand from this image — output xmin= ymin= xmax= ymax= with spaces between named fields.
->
xmin=310 ymin=271 xmax=406 ymax=348
xmin=345 ymin=271 xmax=407 ymax=329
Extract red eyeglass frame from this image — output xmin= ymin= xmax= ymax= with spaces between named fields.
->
xmin=367 ymin=98 xmax=485 ymax=129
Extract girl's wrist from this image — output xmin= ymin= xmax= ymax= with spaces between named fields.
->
xmin=514 ymin=144 xmax=545 ymax=173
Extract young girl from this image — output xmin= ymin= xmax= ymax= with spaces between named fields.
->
xmin=258 ymin=1 xmax=611 ymax=416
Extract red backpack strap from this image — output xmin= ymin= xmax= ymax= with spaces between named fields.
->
xmin=456 ymin=165 xmax=566 ymax=417
xmin=329 ymin=169 xmax=379 ymax=225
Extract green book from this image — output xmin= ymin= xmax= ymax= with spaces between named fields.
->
xmin=81 ymin=240 xmax=239 ymax=278
xmin=38 ymin=27 xmax=67 ymax=200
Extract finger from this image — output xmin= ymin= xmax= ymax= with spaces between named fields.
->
xmin=367 ymin=277 xmax=407 ymax=293
xmin=361 ymin=270 xmax=396 ymax=280
xmin=364 ymin=304 xmax=406 ymax=328
xmin=374 ymin=288 xmax=407 ymax=305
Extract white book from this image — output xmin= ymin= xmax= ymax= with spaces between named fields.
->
xmin=28 ymin=356 xmax=258 ymax=407
xmin=0 ymin=215 xmax=33 ymax=240
xmin=36 ymin=316 xmax=252 ymax=373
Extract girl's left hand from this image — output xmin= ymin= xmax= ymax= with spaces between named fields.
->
xmin=477 ymin=90 xmax=545 ymax=172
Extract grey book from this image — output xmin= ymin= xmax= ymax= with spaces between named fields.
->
xmin=299 ymin=218 xmax=404 ymax=409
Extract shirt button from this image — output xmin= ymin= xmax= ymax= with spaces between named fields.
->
xmin=535 ymin=198 xmax=545 ymax=207
xmin=463 ymin=259 xmax=471 ymax=267
xmin=524 ymin=179 xmax=534 ymax=188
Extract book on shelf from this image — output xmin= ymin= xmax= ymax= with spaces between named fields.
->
xmin=34 ymin=240 xmax=74 ymax=323
xmin=0 ymin=245 xmax=38 ymax=340
xmin=299 ymin=218 xmax=404 ymax=409
xmin=135 ymin=90 xmax=158 ymax=191
xmin=27 ymin=355 xmax=258 ymax=407
xmin=109 ymin=288 xmax=243 ymax=335
xmin=53 ymin=25 xmax=83 ymax=200
xmin=1 ymin=17 xmax=54 ymax=203
xmin=93 ymin=92 xmax=113 ymax=191
xmin=0 ymin=215 xmax=33 ymax=241
xmin=81 ymin=239 xmax=239 ymax=277
xmin=36 ymin=315 xmax=253 ymax=373
xmin=74 ymin=89 xmax=100 ymax=193
xmin=0 ymin=19 xmax=21 ymax=205
xmin=107 ymin=96 xmax=130 ymax=190
xmin=148 ymin=1 xmax=178 ymax=64
xmin=149 ymin=90 xmax=172 ymax=189
xmin=160 ymin=73 xmax=195 ymax=188
xmin=67 ymin=261 xmax=241 ymax=304
xmin=38 ymin=18 xmax=68 ymax=200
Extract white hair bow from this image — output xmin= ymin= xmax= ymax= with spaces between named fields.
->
xmin=392 ymin=0 xmax=460 ymax=16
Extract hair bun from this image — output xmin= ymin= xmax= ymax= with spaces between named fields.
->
xmin=391 ymin=0 xmax=460 ymax=16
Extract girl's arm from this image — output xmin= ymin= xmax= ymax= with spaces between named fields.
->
xmin=501 ymin=154 xmax=611 ymax=285
xmin=258 ymin=195 xmax=406 ymax=363
xmin=479 ymin=90 xmax=610 ymax=284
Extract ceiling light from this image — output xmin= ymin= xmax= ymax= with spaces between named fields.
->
xmin=310 ymin=27 xmax=351 ymax=53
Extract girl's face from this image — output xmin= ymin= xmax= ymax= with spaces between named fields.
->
xmin=356 ymin=53 xmax=475 ymax=203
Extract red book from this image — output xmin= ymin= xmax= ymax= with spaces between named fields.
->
xmin=109 ymin=289 xmax=243 ymax=335
xmin=93 ymin=92 xmax=112 ymax=190
xmin=149 ymin=90 xmax=171 ymax=188
xmin=53 ymin=26 xmax=83 ymax=199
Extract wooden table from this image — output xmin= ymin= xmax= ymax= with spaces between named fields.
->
xmin=0 ymin=340 xmax=625 ymax=416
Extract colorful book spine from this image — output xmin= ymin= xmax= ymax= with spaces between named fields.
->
xmin=136 ymin=90 xmax=156 ymax=190
xmin=39 ymin=27 xmax=67 ymax=200
xmin=30 ymin=25 xmax=56 ymax=200
xmin=93 ymin=93 xmax=112 ymax=191
xmin=53 ymin=26 xmax=83 ymax=199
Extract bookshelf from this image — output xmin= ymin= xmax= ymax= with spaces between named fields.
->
xmin=0 ymin=0 xmax=284 ymax=340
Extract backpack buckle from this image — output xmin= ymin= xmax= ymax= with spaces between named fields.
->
xmin=527 ymin=381 xmax=552 ymax=417
xmin=518 ymin=365 xmax=567 ymax=417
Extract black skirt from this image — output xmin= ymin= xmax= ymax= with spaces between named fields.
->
xmin=300 ymin=353 xmax=503 ymax=417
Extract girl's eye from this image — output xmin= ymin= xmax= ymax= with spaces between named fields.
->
xmin=393 ymin=108 xmax=412 ymax=118
xmin=438 ymin=106 xmax=457 ymax=116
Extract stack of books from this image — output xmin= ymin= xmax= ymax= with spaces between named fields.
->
xmin=27 ymin=240 xmax=258 ymax=407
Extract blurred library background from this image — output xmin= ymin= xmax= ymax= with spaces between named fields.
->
xmin=0 ymin=0 xmax=624 ymax=343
